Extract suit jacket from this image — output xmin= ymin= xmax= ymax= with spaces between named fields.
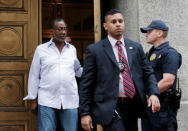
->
xmin=79 ymin=37 xmax=159 ymax=125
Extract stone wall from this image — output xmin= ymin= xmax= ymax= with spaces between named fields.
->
xmin=114 ymin=0 xmax=188 ymax=130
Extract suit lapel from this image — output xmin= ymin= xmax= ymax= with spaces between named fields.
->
xmin=102 ymin=38 xmax=119 ymax=68
xmin=124 ymin=38 xmax=134 ymax=69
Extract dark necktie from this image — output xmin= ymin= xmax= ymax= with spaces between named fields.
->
xmin=116 ymin=41 xmax=136 ymax=98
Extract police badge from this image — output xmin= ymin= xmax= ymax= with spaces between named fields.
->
xmin=149 ymin=53 xmax=156 ymax=61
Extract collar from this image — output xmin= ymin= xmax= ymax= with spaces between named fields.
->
xmin=47 ymin=38 xmax=70 ymax=48
xmin=107 ymin=35 xmax=125 ymax=47
xmin=153 ymin=41 xmax=169 ymax=51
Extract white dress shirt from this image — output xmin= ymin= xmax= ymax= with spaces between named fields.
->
xmin=23 ymin=39 xmax=83 ymax=109
xmin=108 ymin=35 xmax=129 ymax=97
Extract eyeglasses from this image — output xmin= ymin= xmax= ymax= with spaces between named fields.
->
xmin=55 ymin=27 xmax=68 ymax=31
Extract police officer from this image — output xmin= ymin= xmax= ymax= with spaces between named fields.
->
xmin=140 ymin=20 xmax=182 ymax=131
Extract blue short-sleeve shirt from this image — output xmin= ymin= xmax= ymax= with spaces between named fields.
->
xmin=147 ymin=42 xmax=181 ymax=89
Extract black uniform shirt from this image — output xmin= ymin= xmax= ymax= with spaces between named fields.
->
xmin=147 ymin=41 xmax=181 ymax=90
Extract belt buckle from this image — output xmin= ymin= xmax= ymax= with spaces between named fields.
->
xmin=121 ymin=97 xmax=126 ymax=103
xmin=120 ymin=97 xmax=128 ymax=103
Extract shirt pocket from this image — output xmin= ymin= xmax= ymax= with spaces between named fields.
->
xmin=41 ymin=55 xmax=57 ymax=67
xmin=61 ymin=57 xmax=75 ymax=68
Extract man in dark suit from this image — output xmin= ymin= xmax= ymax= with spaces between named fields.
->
xmin=79 ymin=9 xmax=160 ymax=131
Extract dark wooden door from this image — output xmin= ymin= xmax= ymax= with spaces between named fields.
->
xmin=0 ymin=0 xmax=40 ymax=130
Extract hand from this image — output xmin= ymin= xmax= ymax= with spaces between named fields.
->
xmin=147 ymin=95 xmax=160 ymax=113
xmin=30 ymin=100 xmax=38 ymax=111
xmin=81 ymin=115 xmax=93 ymax=131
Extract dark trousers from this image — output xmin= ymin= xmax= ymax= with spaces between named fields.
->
xmin=102 ymin=95 xmax=146 ymax=131
xmin=141 ymin=102 xmax=178 ymax=131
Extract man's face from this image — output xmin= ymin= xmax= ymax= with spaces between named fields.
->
xmin=103 ymin=13 xmax=125 ymax=39
xmin=145 ymin=29 xmax=159 ymax=44
xmin=53 ymin=21 xmax=67 ymax=43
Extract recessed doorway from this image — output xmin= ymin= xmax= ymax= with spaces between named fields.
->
xmin=42 ymin=0 xmax=94 ymax=64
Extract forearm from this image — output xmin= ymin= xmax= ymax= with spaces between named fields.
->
xmin=158 ymin=73 xmax=175 ymax=93
xmin=24 ymin=47 xmax=40 ymax=100
xmin=138 ymin=44 xmax=159 ymax=96
xmin=79 ymin=46 xmax=96 ymax=115
xmin=158 ymin=79 xmax=173 ymax=93
xmin=75 ymin=58 xmax=83 ymax=77
xmin=23 ymin=75 xmax=39 ymax=100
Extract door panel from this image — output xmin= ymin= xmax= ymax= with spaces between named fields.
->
xmin=0 ymin=0 xmax=39 ymax=131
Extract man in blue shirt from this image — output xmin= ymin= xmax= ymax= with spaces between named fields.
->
xmin=140 ymin=20 xmax=182 ymax=131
